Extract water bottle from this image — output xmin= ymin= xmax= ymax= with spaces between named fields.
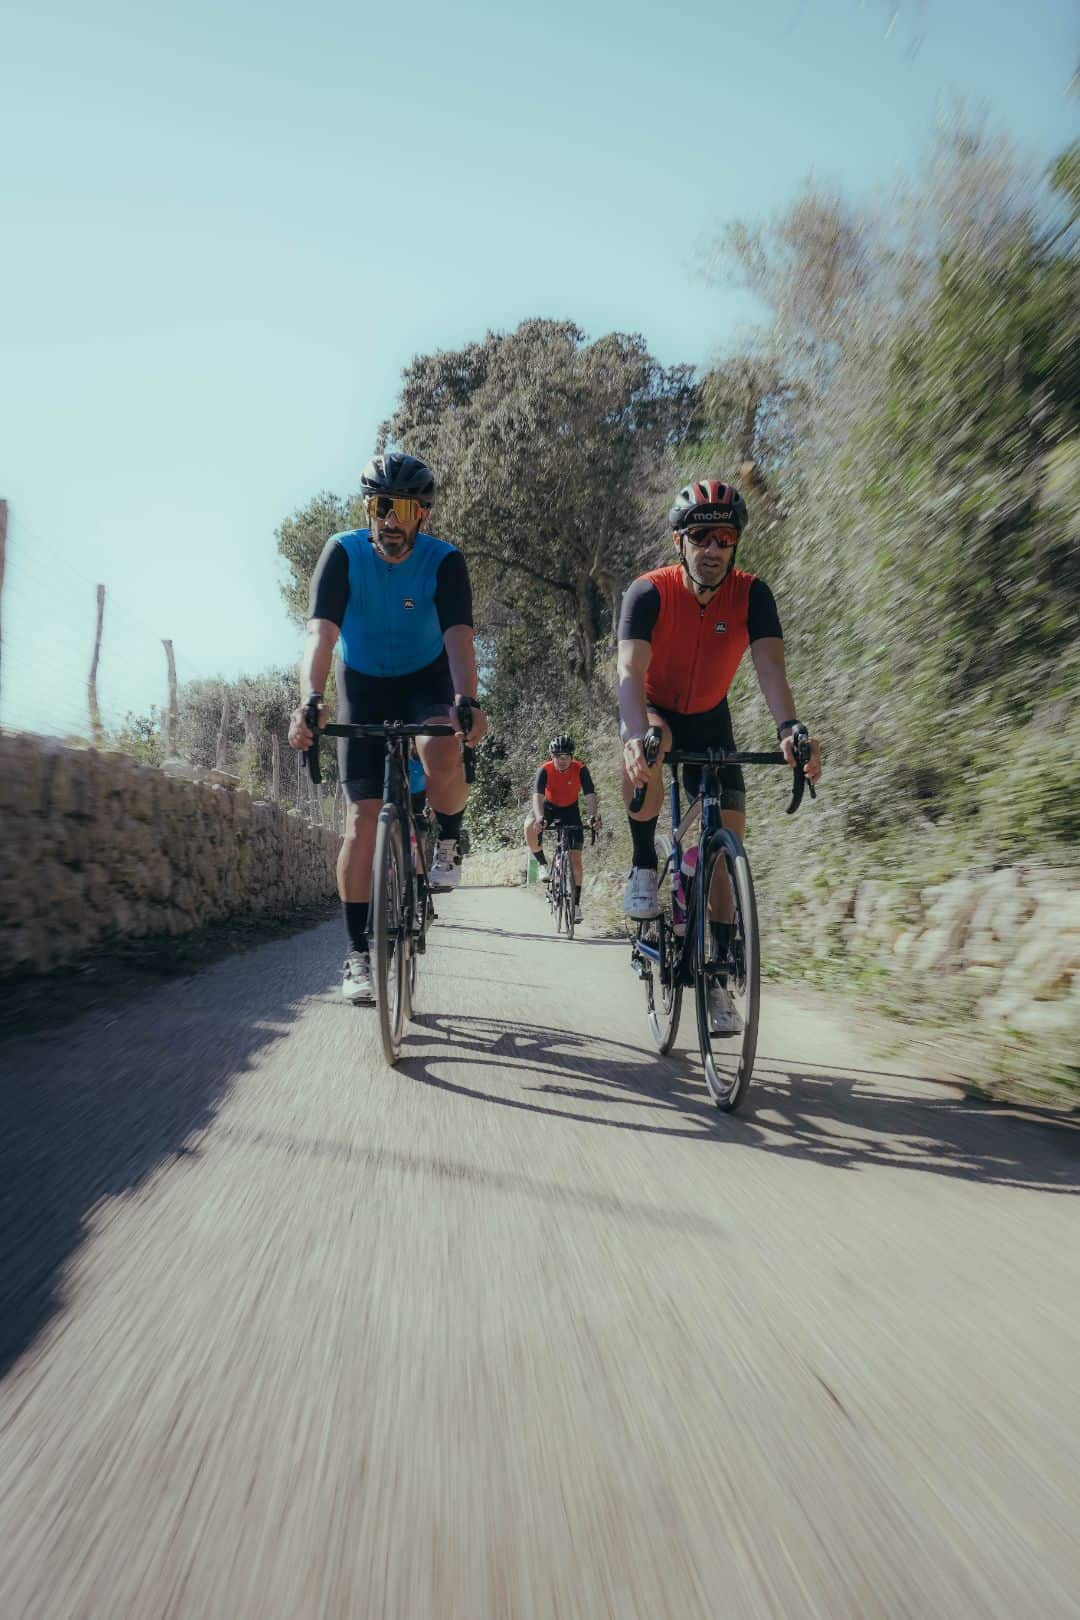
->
xmin=671 ymin=845 xmax=698 ymax=935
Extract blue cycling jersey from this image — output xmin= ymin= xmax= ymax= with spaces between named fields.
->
xmin=334 ymin=529 xmax=459 ymax=677
xmin=408 ymin=756 xmax=427 ymax=795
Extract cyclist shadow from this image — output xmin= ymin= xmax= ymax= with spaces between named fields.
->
xmin=400 ymin=1012 xmax=722 ymax=1140
xmin=400 ymin=1014 xmax=1080 ymax=1194
xmin=739 ymin=1059 xmax=1080 ymax=1195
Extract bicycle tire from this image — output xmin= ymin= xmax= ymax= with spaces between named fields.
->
xmin=372 ymin=806 xmax=409 ymax=1065
xmin=695 ymin=833 xmax=760 ymax=1112
xmin=553 ymin=853 xmax=567 ymax=934
xmin=562 ymin=854 xmax=576 ymax=940
xmin=643 ymin=912 xmax=683 ymax=1053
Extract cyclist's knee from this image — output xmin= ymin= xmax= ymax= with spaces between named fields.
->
xmin=343 ymin=799 xmax=379 ymax=837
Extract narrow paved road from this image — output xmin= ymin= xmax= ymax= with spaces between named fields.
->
xmin=1 ymin=885 xmax=1078 ymax=1619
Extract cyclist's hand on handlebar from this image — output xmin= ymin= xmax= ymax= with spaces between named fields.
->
xmin=590 ymin=813 xmax=602 ymax=831
xmin=780 ymin=728 xmax=822 ymax=784
xmin=288 ymin=699 xmax=328 ymax=751
xmin=454 ymin=699 xmax=488 ymax=744
xmin=623 ymin=736 xmax=653 ymax=789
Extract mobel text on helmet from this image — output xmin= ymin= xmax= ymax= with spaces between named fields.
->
xmin=678 ymin=507 xmax=741 ymax=529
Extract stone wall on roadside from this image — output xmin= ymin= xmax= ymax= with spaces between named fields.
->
xmin=0 ymin=733 xmax=341 ymax=978
xmin=803 ymin=865 xmax=1080 ymax=1046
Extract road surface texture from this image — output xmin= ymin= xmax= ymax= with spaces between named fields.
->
xmin=1 ymin=885 xmax=1078 ymax=1620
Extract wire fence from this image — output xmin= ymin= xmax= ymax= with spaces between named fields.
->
xmin=0 ymin=504 xmax=345 ymax=829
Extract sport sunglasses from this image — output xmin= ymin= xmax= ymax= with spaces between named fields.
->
xmin=677 ymin=525 xmax=739 ymax=548
xmin=365 ymin=494 xmax=428 ymax=525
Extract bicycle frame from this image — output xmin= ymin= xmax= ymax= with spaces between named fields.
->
xmin=629 ymin=733 xmax=813 ymax=1108
xmin=632 ymin=760 xmax=727 ymax=988
xmin=306 ymin=718 xmax=453 ymax=929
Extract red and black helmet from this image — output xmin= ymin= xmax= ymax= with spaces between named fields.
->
xmin=668 ymin=479 xmax=748 ymax=534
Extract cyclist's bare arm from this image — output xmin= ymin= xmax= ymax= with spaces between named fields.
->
xmin=532 ymin=791 xmax=546 ymax=824
xmin=584 ymin=792 xmax=599 ymax=821
xmin=443 ymin=625 xmax=488 ymax=742
xmin=289 ymin=619 xmax=338 ymax=749
xmin=617 ymin=638 xmax=654 ymax=787
xmin=750 ymin=637 xmax=822 ymax=782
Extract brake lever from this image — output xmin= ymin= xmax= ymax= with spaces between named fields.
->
xmin=629 ymin=726 xmax=663 ymax=814
xmin=784 ymin=724 xmax=815 ymax=814
xmin=303 ymin=697 xmax=323 ymax=785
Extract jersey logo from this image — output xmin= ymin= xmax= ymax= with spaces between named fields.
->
xmin=713 ymin=621 xmax=727 ymax=634
xmin=403 ymin=597 xmax=416 ymax=610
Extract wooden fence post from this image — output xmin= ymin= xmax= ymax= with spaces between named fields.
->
xmin=271 ymin=733 xmax=282 ymax=801
xmin=162 ymin=639 xmax=179 ymax=756
xmin=215 ymin=692 xmax=231 ymax=772
xmin=88 ymin=584 xmax=105 ymax=747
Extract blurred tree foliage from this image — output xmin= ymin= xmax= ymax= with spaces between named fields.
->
xmin=272 ymin=127 xmax=1079 ymax=868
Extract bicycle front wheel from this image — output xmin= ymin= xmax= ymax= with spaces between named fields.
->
xmin=695 ymin=834 xmax=760 ymax=1112
xmin=372 ymin=806 xmax=409 ymax=1065
xmin=643 ymin=914 xmax=683 ymax=1053
xmin=562 ymin=863 xmax=576 ymax=939
xmin=553 ymin=856 xmax=567 ymax=934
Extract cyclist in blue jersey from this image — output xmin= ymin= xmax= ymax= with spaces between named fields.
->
xmin=289 ymin=451 xmax=487 ymax=1004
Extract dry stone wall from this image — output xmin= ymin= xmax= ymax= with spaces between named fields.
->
xmin=0 ymin=733 xmax=340 ymax=978
xmin=807 ymin=865 xmax=1080 ymax=1053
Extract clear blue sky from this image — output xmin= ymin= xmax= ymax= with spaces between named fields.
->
xmin=1 ymin=0 xmax=1076 ymax=735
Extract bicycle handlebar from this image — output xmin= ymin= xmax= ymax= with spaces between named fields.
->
xmin=302 ymin=705 xmax=457 ymax=785
xmin=628 ymin=724 xmax=816 ymax=816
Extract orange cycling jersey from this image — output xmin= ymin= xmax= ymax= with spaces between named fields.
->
xmin=538 ymin=758 xmax=584 ymax=807
xmin=638 ymin=564 xmax=760 ymax=715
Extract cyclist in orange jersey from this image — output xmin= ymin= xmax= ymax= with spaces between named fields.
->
xmin=618 ymin=479 xmax=821 ymax=1034
xmin=524 ymin=734 xmax=601 ymax=925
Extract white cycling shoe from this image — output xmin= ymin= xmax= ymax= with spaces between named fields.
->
xmin=428 ymin=838 xmax=462 ymax=892
xmin=707 ymin=982 xmax=744 ymax=1037
xmin=573 ymin=904 xmax=583 ymax=925
xmin=623 ymin=866 xmax=660 ymax=920
xmin=342 ymin=951 xmax=375 ymax=1005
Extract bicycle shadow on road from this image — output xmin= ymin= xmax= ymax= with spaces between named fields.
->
xmin=0 ymin=933 xmax=340 ymax=1383
xmin=400 ymin=1014 xmax=1079 ymax=1196
xmin=400 ymin=1012 xmax=721 ymax=1140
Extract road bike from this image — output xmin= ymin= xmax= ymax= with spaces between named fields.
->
xmin=304 ymin=707 xmax=461 ymax=1065
xmin=628 ymin=725 xmax=814 ymax=1112
xmin=543 ymin=820 xmax=596 ymax=941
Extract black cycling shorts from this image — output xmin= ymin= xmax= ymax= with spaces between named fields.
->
xmin=648 ymin=698 xmax=746 ymax=814
xmin=338 ymin=652 xmax=454 ymax=803
xmin=541 ymin=801 xmax=584 ymax=850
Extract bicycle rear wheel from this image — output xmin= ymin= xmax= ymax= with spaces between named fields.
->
xmin=372 ymin=806 xmax=409 ymax=1065
xmin=695 ymin=834 xmax=760 ymax=1112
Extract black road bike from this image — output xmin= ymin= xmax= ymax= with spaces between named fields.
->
xmin=305 ymin=705 xmax=461 ymax=1065
xmin=629 ymin=725 xmax=814 ymax=1112
xmin=543 ymin=821 xmax=596 ymax=941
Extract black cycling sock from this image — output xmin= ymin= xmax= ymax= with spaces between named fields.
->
xmin=344 ymin=901 xmax=370 ymax=954
xmin=710 ymin=921 xmax=732 ymax=960
xmin=574 ymin=884 xmax=582 ymax=903
xmin=629 ymin=814 xmax=659 ymax=871
xmin=435 ymin=809 xmax=463 ymax=842
xmin=535 ymin=848 xmax=547 ymax=865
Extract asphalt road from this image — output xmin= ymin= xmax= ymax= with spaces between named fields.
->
xmin=1 ymin=885 xmax=1078 ymax=1619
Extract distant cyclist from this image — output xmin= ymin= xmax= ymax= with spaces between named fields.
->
xmin=288 ymin=451 xmax=487 ymax=1005
xmin=524 ymin=734 xmax=600 ymax=926
xmin=617 ymin=479 xmax=820 ymax=1034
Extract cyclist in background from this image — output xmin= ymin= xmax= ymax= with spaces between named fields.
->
xmin=524 ymin=734 xmax=600 ymax=925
